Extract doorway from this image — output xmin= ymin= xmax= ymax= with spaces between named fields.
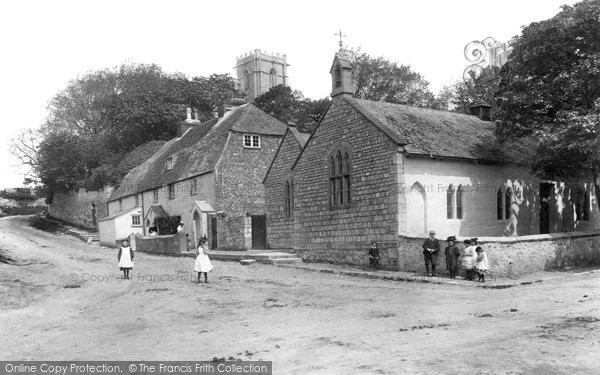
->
xmin=210 ymin=216 xmax=218 ymax=249
xmin=251 ymin=215 xmax=267 ymax=249
xmin=540 ymin=183 xmax=553 ymax=234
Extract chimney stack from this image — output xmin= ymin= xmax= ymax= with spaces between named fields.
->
xmin=186 ymin=107 xmax=192 ymax=120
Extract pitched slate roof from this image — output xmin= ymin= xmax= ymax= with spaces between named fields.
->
xmin=289 ymin=127 xmax=310 ymax=147
xmin=345 ymin=97 xmax=534 ymax=164
xmin=263 ymin=126 xmax=312 ymax=184
xmin=144 ymin=205 xmax=168 ymax=221
xmin=110 ymin=104 xmax=287 ymax=202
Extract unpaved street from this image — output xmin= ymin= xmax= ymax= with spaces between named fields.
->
xmin=1 ymin=216 xmax=599 ymax=374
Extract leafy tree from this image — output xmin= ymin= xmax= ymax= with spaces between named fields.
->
xmin=18 ymin=63 xmax=235 ymax=197
xmin=253 ymin=85 xmax=330 ymax=133
xmin=343 ymin=48 xmax=435 ymax=107
xmin=494 ymin=0 xmax=600 ymax=208
xmin=432 ymin=66 xmax=501 ymax=113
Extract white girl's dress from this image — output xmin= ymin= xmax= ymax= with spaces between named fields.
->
xmin=194 ymin=246 xmax=213 ymax=273
xmin=118 ymin=246 xmax=134 ymax=270
xmin=475 ymin=252 xmax=489 ymax=272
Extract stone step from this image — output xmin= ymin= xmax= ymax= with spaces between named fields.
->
xmin=269 ymin=257 xmax=303 ymax=265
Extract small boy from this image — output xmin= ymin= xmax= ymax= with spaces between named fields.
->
xmin=368 ymin=242 xmax=380 ymax=270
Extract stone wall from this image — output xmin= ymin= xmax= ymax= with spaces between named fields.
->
xmin=215 ymin=132 xmax=282 ymax=249
xmin=132 ymin=233 xmax=182 ymax=255
xmin=264 ymin=129 xmax=301 ymax=249
xmin=49 ymin=187 xmax=113 ymax=229
xmin=295 ymin=232 xmax=600 ymax=276
xmin=291 ymin=96 xmax=399 ymax=254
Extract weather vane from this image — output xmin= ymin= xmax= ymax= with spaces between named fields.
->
xmin=334 ymin=29 xmax=347 ymax=51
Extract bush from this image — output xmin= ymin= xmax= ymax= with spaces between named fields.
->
xmin=0 ymin=206 xmax=46 ymax=217
xmin=0 ymin=190 xmax=37 ymax=201
xmin=28 ymin=215 xmax=60 ymax=233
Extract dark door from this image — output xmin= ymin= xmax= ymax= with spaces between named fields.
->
xmin=540 ymin=183 xmax=552 ymax=234
xmin=210 ymin=216 xmax=218 ymax=249
xmin=251 ymin=215 xmax=267 ymax=249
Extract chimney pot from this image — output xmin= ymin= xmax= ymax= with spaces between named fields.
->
xmin=186 ymin=107 xmax=192 ymax=120
xmin=193 ymin=108 xmax=199 ymax=121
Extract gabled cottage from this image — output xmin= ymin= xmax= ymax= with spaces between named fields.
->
xmin=263 ymin=52 xmax=599 ymax=270
xmin=101 ymin=104 xmax=287 ymax=249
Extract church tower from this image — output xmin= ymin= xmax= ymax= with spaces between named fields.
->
xmin=235 ymin=49 xmax=289 ymax=102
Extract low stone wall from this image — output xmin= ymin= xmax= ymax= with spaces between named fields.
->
xmin=294 ymin=231 xmax=600 ymax=276
xmin=294 ymin=241 xmax=401 ymax=271
xmin=49 ymin=187 xmax=112 ymax=229
xmin=132 ymin=233 xmax=182 ymax=256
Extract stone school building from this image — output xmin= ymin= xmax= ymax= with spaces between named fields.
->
xmin=100 ymin=104 xmax=287 ymax=249
xmin=263 ymin=52 xmax=600 ymax=271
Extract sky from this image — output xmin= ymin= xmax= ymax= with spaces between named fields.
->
xmin=0 ymin=0 xmax=578 ymax=188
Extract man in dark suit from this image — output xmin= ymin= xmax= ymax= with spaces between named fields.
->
xmin=422 ymin=230 xmax=441 ymax=276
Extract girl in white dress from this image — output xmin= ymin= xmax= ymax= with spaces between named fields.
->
xmin=194 ymin=238 xmax=213 ymax=283
xmin=474 ymin=246 xmax=490 ymax=283
xmin=117 ymin=239 xmax=134 ymax=280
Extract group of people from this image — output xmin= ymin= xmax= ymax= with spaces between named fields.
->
xmin=423 ymin=230 xmax=489 ymax=282
xmin=116 ymin=232 xmax=214 ymax=283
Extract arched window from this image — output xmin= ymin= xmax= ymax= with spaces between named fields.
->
xmin=284 ymin=181 xmax=291 ymax=218
xmin=334 ymin=65 xmax=342 ymax=88
xmin=446 ymin=184 xmax=454 ymax=219
xmin=583 ymin=190 xmax=590 ymax=221
xmin=329 ymin=147 xmax=352 ymax=208
xmin=497 ymin=188 xmax=504 ymax=220
xmin=456 ymin=185 xmax=464 ymax=219
xmin=505 ymin=187 xmax=512 ymax=220
xmin=343 ymin=152 xmax=351 ymax=204
xmin=329 ymin=156 xmax=336 ymax=206
xmin=576 ymin=189 xmax=589 ymax=221
xmin=336 ymin=151 xmax=343 ymax=205
xmin=269 ymin=68 xmax=277 ymax=88
xmin=290 ymin=180 xmax=295 ymax=216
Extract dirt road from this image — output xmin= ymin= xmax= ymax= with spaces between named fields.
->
xmin=1 ymin=216 xmax=599 ymax=374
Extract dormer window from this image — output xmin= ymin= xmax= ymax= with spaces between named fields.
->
xmin=166 ymin=157 xmax=173 ymax=170
xmin=243 ymin=134 xmax=260 ymax=148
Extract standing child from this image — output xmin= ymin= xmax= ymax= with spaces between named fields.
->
xmin=368 ymin=242 xmax=380 ymax=270
xmin=444 ymin=236 xmax=460 ymax=278
xmin=117 ymin=239 xmax=134 ymax=280
xmin=474 ymin=246 xmax=489 ymax=282
xmin=194 ymin=238 xmax=213 ymax=283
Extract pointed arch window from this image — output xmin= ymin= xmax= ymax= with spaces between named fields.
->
xmin=456 ymin=185 xmax=464 ymax=219
xmin=446 ymin=184 xmax=454 ymax=219
xmin=329 ymin=147 xmax=352 ymax=208
xmin=343 ymin=152 xmax=351 ymax=204
xmin=583 ymin=190 xmax=590 ymax=221
xmin=284 ymin=181 xmax=292 ymax=218
xmin=497 ymin=188 xmax=504 ymax=220
xmin=334 ymin=65 xmax=342 ymax=88
xmin=505 ymin=187 xmax=512 ymax=220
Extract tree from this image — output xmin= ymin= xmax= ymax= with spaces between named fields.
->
xmin=432 ymin=66 xmax=501 ymax=113
xmin=494 ymin=0 xmax=600 ymax=209
xmin=343 ymin=48 xmax=435 ymax=107
xmin=9 ymin=128 xmax=42 ymax=184
xmin=253 ymin=85 xmax=330 ymax=133
xmin=21 ymin=63 xmax=235 ymax=197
